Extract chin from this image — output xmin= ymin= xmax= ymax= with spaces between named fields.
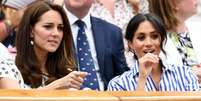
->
xmin=48 ymin=48 xmax=57 ymax=53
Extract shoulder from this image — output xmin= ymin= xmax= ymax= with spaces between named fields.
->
xmin=108 ymin=70 xmax=134 ymax=90
xmin=91 ymin=16 xmax=122 ymax=31
xmin=170 ymin=64 xmax=199 ymax=91
xmin=0 ymin=58 xmax=25 ymax=88
xmin=111 ymin=70 xmax=133 ymax=81
xmin=0 ymin=43 xmax=21 ymax=81
xmin=0 ymin=58 xmax=18 ymax=80
xmin=0 ymin=43 xmax=13 ymax=61
xmin=169 ymin=64 xmax=196 ymax=78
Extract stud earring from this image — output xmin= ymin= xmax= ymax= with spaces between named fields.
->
xmin=30 ymin=40 xmax=34 ymax=45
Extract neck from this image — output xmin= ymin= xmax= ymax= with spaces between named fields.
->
xmin=65 ymin=5 xmax=90 ymax=19
xmin=175 ymin=14 xmax=189 ymax=33
xmin=176 ymin=22 xmax=188 ymax=33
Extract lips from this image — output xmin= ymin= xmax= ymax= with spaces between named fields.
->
xmin=47 ymin=40 xmax=59 ymax=46
xmin=143 ymin=49 xmax=155 ymax=54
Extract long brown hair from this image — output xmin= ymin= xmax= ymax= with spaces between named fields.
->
xmin=15 ymin=1 xmax=75 ymax=88
xmin=148 ymin=0 xmax=178 ymax=31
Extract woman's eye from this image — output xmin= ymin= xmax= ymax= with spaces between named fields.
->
xmin=58 ymin=25 xmax=64 ymax=31
xmin=152 ymin=34 xmax=159 ymax=39
xmin=44 ymin=25 xmax=52 ymax=29
xmin=137 ymin=35 xmax=145 ymax=41
xmin=151 ymin=31 xmax=160 ymax=39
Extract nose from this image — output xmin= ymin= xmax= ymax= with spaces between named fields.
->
xmin=51 ymin=28 xmax=60 ymax=36
xmin=144 ymin=37 xmax=153 ymax=47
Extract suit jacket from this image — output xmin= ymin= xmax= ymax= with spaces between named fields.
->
xmin=76 ymin=16 xmax=129 ymax=90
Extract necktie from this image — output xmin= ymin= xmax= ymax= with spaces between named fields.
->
xmin=76 ymin=20 xmax=99 ymax=90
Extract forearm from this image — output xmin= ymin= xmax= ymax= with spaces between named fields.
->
xmin=0 ymin=78 xmax=21 ymax=89
xmin=136 ymin=75 xmax=147 ymax=91
xmin=36 ymin=79 xmax=63 ymax=90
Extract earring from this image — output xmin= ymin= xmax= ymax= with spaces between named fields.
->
xmin=30 ymin=40 xmax=34 ymax=45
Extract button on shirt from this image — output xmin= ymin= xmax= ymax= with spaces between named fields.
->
xmin=107 ymin=60 xmax=199 ymax=91
xmin=64 ymin=7 xmax=104 ymax=90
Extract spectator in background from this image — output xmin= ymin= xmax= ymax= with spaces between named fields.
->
xmin=0 ymin=5 xmax=24 ymax=58
xmin=107 ymin=14 xmax=199 ymax=91
xmin=148 ymin=0 xmax=201 ymax=82
xmin=2 ymin=9 xmax=24 ymax=47
xmin=1 ymin=1 xmax=87 ymax=89
xmin=0 ymin=9 xmax=5 ymax=21
xmin=128 ymin=0 xmax=149 ymax=14
xmin=0 ymin=9 xmax=8 ymax=42
xmin=1 ymin=9 xmax=24 ymax=58
xmin=91 ymin=0 xmax=134 ymax=32
xmin=64 ymin=0 xmax=129 ymax=90
xmin=0 ymin=42 xmax=25 ymax=88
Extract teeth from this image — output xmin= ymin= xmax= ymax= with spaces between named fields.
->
xmin=144 ymin=50 xmax=154 ymax=53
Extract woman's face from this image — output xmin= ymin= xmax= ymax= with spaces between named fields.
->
xmin=128 ymin=21 xmax=161 ymax=59
xmin=176 ymin=0 xmax=198 ymax=18
xmin=32 ymin=10 xmax=64 ymax=54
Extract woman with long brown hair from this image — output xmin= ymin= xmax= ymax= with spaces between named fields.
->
xmin=0 ymin=1 xmax=87 ymax=89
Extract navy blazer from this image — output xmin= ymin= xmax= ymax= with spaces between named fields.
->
xmin=89 ymin=17 xmax=129 ymax=90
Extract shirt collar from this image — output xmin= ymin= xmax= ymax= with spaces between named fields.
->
xmin=64 ymin=5 xmax=91 ymax=29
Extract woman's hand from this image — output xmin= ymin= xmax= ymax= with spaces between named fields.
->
xmin=137 ymin=53 xmax=159 ymax=90
xmin=40 ymin=71 xmax=87 ymax=90
xmin=139 ymin=53 xmax=159 ymax=78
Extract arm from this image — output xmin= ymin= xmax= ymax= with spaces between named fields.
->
xmin=37 ymin=71 xmax=87 ymax=90
xmin=136 ymin=53 xmax=159 ymax=91
xmin=0 ymin=78 xmax=20 ymax=89
xmin=0 ymin=58 xmax=22 ymax=89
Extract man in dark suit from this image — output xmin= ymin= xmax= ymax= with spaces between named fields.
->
xmin=63 ymin=0 xmax=129 ymax=90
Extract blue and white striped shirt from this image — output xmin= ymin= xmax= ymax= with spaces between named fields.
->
xmin=107 ymin=61 xmax=199 ymax=91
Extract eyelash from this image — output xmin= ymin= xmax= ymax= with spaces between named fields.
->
xmin=137 ymin=36 xmax=145 ymax=41
xmin=43 ymin=25 xmax=64 ymax=31
xmin=152 ymin=34 xmax=159 ymax=39
xmin=136 ymin=34 xmax=159 ymax=41
xmin=58 ymin=26 xmax=64 ymax=31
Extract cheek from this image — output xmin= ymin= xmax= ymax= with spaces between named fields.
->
xmin=132 ymin=41 xmax=143 ymax=53
xmin=35 ymin=32 xmax=49 ymax=40
xmin=154 ymin=40 xmax=161 ymax=52
xmin=61 ymin=32 xmax=64 ymax=38
xmin=58 ymin=32 xmax=64 ymax=41
xmin=33 ymin=32 xmax=50 ymax=44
